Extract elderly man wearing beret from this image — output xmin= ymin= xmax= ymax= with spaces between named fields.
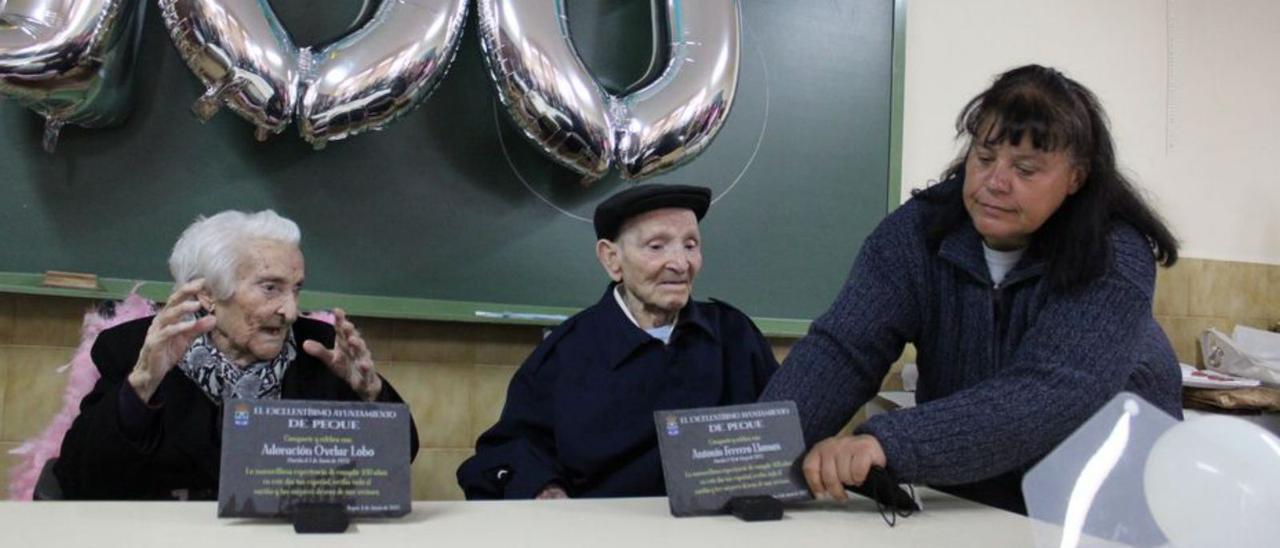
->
xmin=457 ymin=184 xmax=779 ymax=499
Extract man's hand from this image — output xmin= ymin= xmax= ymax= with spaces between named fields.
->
xmin=536 ymin=484 xmax=569 ymax=500
xmin=801 ymin=434 xmax=888 ymax=501
xmin=302 ymin=308 xmax=383 ymax=401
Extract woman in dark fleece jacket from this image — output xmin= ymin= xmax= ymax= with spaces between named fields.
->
xmin=761 ymin=65 xmax=1182 ymax=514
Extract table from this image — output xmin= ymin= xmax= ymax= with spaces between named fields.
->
xmin=0 ymin=490 xmax=1032 ymax=547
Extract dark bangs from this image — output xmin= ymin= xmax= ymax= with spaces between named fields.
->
xmin=957 ymin=70 xmax=1095 ymax=164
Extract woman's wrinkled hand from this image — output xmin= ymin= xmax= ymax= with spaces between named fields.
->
xmin=303 ymin=308 xmax=383 ymax=401
xmin=128 ymin=279 xmax=217 ymax=402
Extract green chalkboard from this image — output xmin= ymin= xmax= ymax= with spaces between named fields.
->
xmin=0 ymin=0 xmax=901 ymax=335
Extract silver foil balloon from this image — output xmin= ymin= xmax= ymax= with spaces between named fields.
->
xmin=298 ymin=0 xmax=469 ymax=148
xmin=478 ymin=0 xmax=741 ymax=182
xmin=614 ymin=0 xmax=740 ymax=180
xmin=160 ymin=0 xmax=468 ymax=145
xmin=477 ymin=0 xmax=615 ymax=179
xmin=159 ymin=0 xmax=301 ymax=140
xmin=0 ymin=0 xmax=147 ymax=152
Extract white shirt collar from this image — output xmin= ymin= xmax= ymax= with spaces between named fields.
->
xmin=614 ymin=285 xmax=642 ymax=327
xmin=982 ymin=243 xmax=1026 ymax=286
xmin=613 ymin=285 xmax=678 ymax=343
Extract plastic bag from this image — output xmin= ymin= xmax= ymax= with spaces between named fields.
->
xmin=1200 ymin=326 xmax=1280 ymax=387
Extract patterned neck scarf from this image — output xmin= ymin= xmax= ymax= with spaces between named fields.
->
xmin=177 ymin=329 xmax=296 ymax=403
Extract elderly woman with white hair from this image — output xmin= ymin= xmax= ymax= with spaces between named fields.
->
xmin=54 ymin=210 xmax=419 ymax=500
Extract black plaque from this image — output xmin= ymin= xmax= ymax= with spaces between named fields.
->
xmin=218 ymin=399 xmax=412 ymax=518
xmin=654 ymin=401 xmax=811 ymax=517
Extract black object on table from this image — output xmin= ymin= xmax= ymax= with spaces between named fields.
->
xmin=847 ymin=467 xmax=918 ymax=527
xmin=291 ymin=503 xmax=350 ymax=534
xmin=725 ymin=495 xmax=784 ymax=522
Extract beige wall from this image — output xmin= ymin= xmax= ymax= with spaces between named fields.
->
xmin=902 ymin=0 xmax=1280 ymax=265
xmin=3 ymin=260 xmax=1277 ymax=499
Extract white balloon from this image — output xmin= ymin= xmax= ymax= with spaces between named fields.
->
xmin=1145 ymin=415 xmax=1280 ymax=547
xmin=1023 ymin=393 xmax=1177 ymax=548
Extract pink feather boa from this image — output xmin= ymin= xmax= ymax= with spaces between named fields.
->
xmin=6 ymin=293 xmax=156 ymax=500
xmin=5 ymin=294 xmax=336 ymax=501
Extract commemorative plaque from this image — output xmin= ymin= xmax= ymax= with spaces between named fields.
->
xmin=654 ymin=401 xmax=811 ymax=516
xmin=217 ymin=399 xmax=412 ymax=518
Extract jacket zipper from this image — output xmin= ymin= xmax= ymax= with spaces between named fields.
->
xmin=992 ymin=282 xmax=1005 ymax=372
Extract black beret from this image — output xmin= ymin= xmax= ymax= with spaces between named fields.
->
xmin=593 ymin=184 xmax=712 ymax=240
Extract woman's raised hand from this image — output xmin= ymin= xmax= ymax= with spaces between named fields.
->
xmin=303 ymin=308 xmax=383 ymax=401
xmin=128 ymin=279 xmax=217 ymax=402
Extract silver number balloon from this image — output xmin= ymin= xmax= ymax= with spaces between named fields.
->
xmin=614 ymin=1 xmax=740 ymax=180
xmin=0 ymin=0 xmax=147 ymax=152
xmin=479 ymin=0 xmax=740 ymax=181
xmin=159 ymin=0 xmax=468 ymax=145
xmin=477 ymin=0 xmax=615 ymax=179
xmin=159 ymin=0 xmax=301 ymax=140
xmin=299 ymin=0 xmax=469 ymax=148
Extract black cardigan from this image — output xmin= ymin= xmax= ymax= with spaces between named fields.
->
xmin=54 ymin=316 xmax=420 ymax=499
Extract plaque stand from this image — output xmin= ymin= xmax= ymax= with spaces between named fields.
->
xmin=291 ymin=503 xmax=350 ymax=534
xmin=725 ymin=495 xmax=784 ymax=522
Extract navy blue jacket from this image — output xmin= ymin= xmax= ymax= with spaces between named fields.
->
xmin=762 ymin=179 xmax=1182 ymax=513
xmin=457 ymin=285 xmax=779 ymax=499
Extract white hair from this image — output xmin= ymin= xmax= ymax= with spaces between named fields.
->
xmin=168 ymin=210 xmax=301 ymax=301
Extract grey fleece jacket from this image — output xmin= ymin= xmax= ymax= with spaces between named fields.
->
xmin=761 ymin=182 xmax=1182 ymax=512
